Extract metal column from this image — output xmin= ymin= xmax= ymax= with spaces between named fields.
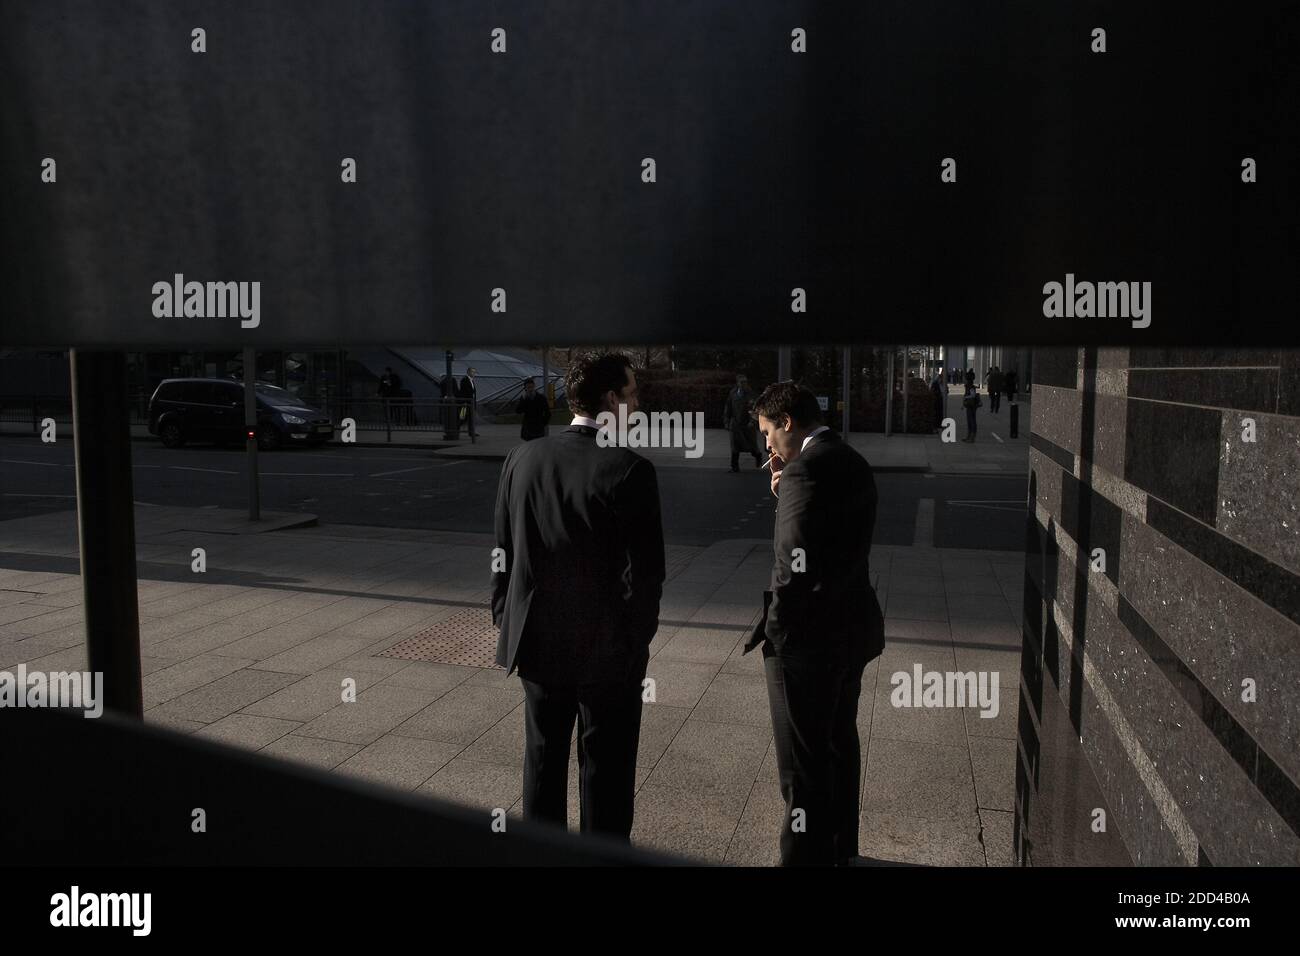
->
xmin=884 ymin=349 xmax=894 ymax=436
xmin=244 ymin=346 xmax=260 ymax=521
xmin=841 ymin=346 xmax=851 ymax=434
xmin=902 ymin=345 xmax=910 ymax=434
xmin=70 ymin=350 xmax=143 ymax=718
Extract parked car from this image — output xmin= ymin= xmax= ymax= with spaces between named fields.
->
xmin=147 ymin=378 xmax=333 ymax=450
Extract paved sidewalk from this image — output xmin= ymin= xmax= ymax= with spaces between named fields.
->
xmin=0 ymin=506 xmax=1023 ymax=865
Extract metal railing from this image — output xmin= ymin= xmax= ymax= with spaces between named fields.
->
xmin=321 ymin=398 xmax=473 ymax=441
xmin=0 ymin=396 xmax=75 ymax=432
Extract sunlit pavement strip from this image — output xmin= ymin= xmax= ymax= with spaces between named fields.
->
xmin=0 ymin=505 xmax=1023 ymax=866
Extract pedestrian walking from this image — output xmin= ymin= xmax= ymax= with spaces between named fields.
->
xmin=723 ymin=374 xmax=763 ymax=472
xmin=988 ymin=365 xmax=1004 ymax=414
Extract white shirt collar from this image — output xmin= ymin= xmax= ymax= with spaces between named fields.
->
xmin=570 ymin=415 xmax=602 ymax=429
xmin=801 ymin=426 xmax=830 ymax=453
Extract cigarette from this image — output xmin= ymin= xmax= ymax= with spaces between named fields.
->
xmin=762 ymin=455 xmax=775 ymax=470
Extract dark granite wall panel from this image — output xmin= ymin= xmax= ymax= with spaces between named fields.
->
xmin=1028 ymin=384 xmax=1082 ymax=454
xmin=1215 ymin=412 xmax=1300 ymax=575
xmin=1096 ymin=347 xmax=1130 ymax=371
xmin=1118 ymin=598 xmax=1300 ymax=842
xmin=1034 ymin=348 xmax=1079 ymax=389
xmin=1119 ymin=515 xmax=1300 ymax=794
xmin=1037 ymin=535 xmax=1298 ymax=864
xmin=1030 ymin=451 xmax=1064 ymax=519
xmin=1030 ymin=432 xmax=1074 ymax=476
xmin=1129 ymin=348 xmax=1279 ymax=368
xmin=1146 ymin=497 xmax=1300 ymax=626
xmin=1019 ymin=650 xmax=1133 ymax=866
xmin=1123 ymin=399 xmax=1221 ymax=525
xmin=1059 ymin=472 xmax=1122 ymax=585
xmin=1076 ymin=598 xmax=1193 ymax=865
xmin=1023 ymin=348 xmax=1299 ymax=867
xmin=1128 ymin=368 xmax=1279 ymax=413
xmin=1280 ymin=350 xmax=1300 ymax=417
xmin=1090 ymin=392 xmax=1128 ymax=480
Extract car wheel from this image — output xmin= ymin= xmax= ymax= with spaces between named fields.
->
xmin=160 ymin=422 xmax=185 ymax=448
xmin=256 ymin=425 xmax=281 ymax=451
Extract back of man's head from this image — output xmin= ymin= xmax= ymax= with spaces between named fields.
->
xmin=751 ymin=381 xmax=823 ymax=428
xmin=565 ymin=352 xmax=633 ymax=418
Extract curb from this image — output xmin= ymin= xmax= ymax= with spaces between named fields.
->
xmin=176 ymin=513 xmax=320 ymax=535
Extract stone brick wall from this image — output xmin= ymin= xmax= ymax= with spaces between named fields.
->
xmin=1016 ymin=347 xmax=1300 ymax=866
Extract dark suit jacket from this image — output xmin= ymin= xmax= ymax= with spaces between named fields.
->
xmin=516 ymin=392 xmax=552 ymax=438
xmin=492 ymin=424 xmax=666 ymax=684
xmin=744 ymin=429 xmax=884 ymax=661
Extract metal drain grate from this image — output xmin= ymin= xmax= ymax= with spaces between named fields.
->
xmin=379 ymin=605 xmax=501 ymax=668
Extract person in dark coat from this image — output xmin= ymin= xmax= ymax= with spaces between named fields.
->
xmin=987 ymin=365 xmax=1004 ymax=414
xmin=440 ymin=371 xmax=461 ymax=436
xmin=492 ymin=352 xmax=665 ymax=841
xmin=746 ymin=382 xmax=884 ymax=866
xmin=458 ymin=367 xmax=479 ymax=442
xmin=515 ymin=376 xmax=552 ymax=440
xmin=1004 ymin=369 xmax=1019 ymax=403
xmin=723 ymin=374 xmax=762 ymax=472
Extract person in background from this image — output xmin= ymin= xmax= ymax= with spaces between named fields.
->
xmin=723 ymin=373 xmax=763 ymax=472
xmin=516 ymin=376 xmax=552 ymax=441
xmin=962 ymin=381 xmax=981 ymax=442
xmin=459 ymin=366 xmax=479 ymax=443
xmin=1004 ymin=368 xmax=1019 ymax=404
xmin=987 ymin=365 xmax=1004 ymax=414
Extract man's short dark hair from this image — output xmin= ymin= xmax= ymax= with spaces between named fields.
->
xmin=751 ymin=381 xmax=823 ymax=427
xmin=522 ymin=376 xmax=536 ymax=386
xmin=565 ymin=352 xmax=633 ymax=417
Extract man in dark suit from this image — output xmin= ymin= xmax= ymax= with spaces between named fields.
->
xmin=492 ymin=352 xmax=665 ymax=841
xmin=745 ymin=381 xmax=885 ymax=865
xmin=515 ymin=376 xmax=552 ymax=440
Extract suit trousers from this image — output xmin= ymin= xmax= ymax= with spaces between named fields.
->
xmin=519 ymin=674 xmax=645 ymax=841
xmin=762 ymin=640 xmax=869 ymax=865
